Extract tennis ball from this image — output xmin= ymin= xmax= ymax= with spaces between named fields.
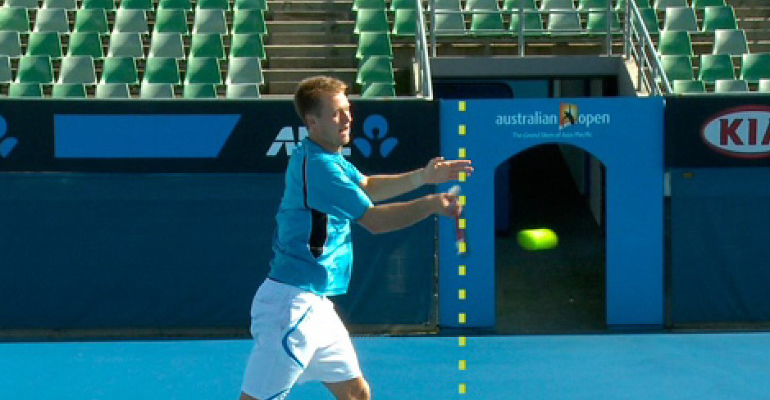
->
xmin=517 ymin=228 xmax=558 ymax=251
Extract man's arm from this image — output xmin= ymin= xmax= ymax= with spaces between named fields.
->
xmin=357 ymin=192 xmax=460 ymax=234
xmin=361 ymin=157 xmax=473 ymax=202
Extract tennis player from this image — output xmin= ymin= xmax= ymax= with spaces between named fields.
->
xmin=239 ymin=76 xmax=473 ymax=400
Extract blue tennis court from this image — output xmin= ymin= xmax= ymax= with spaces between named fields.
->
xmin=2 ymin=333 xmax=770 ymax=400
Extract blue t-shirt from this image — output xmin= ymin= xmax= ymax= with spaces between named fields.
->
xmin=268 ymin=138 xmax=373 ymax=296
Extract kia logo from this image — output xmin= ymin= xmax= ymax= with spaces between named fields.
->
xmin=702 ymin=105 xmax=770 ymax=159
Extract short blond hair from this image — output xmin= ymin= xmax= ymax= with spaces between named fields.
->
xmin=293 ymin=76 xmax=348 ymax=124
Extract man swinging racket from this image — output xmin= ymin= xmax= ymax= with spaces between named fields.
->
xmin=239 ymin=76 xmax=473 ymax=400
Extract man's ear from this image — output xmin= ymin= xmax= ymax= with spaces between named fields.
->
xmin=304 ymin=113 xmax=317 ymax=130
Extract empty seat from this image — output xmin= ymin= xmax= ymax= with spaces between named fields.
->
xmin=354 ymin=9 xmax=390 ymax=33
xmin=509 ymin=10 xmax=544 ymax=34
xmin=95 ymin=83 xmax=131 ymax=98
xmin=230 ymin=33 xmax=266 ymax=58
xmin=434 ymin=0 xmax=461 ymax=10
xmin=183 ymin=83 xmax=218 ymax=98
xmin=660 ymin=54 xmax=694 ymax=81
xmin=9 ymin=83 xmax=43 ymax=97
xmin=34 ymin=8 xmax=70 ymax=33
xmin=140 ymin=82 xmax=176 ymax=98
xmin=233 ymin=0 xmax=268 ymax=11
xmin=113 ymin=9 xmax=149 ymax=33
xmin=58 ymin=56 xmax=97 ymax=84
xmin=465 ymin=0 xmax=499 ymax=11
xmin=577 ymin=0 xmax=609 ymax=11
xmin=0 ymin=32 xmax=23 ymax=58
xmin=697 ymin=54 xmax=735 ymax=83
xmin=190 ymin=33 xmax=226 ymax=59
xmin=392 ymin=8 xmax=418 ymax=36
xmin=672 ymin=79 xmax=706 ymax=94
xmin=540 ymin=0 xmax=575 ymax=10
xmin=232 ymin=10 xmax=268 ymax=34
xmin=712 ymin=29 xmax=748 ymax=56
xmin=0 ymin=56 xmax=12 ymax=83
xmin=119 ymin=0 xmax=154 ymax=9
xmin=0 ymin=7 xmax=31 ymax=33
xmin=691 ymin=0 xmax=726 ymax=10
xmin=185 ymin=57 xmax=222 ymax=84
xmin=470 ymin=12 xmax=506 ymax=36
xmin=662 ymin=7 xmax=698 ymax=32
xmin=585 ymin=10 xmax=620 ymax=33
xmin=193 ymin=9 xmax=228 ymax=34
xmin=636 ymin=7 xmax=660 ymax=35
xmin=362 ymin=81 xmax=396 ymax=97
xmin=390 ymin=0 xmax=421 ymax=10
xmin=353 ymin=0 xmax=387 ymax=11
xmin=653 ymin=0 xmax=686 ymax=12
xmin=68 ymin=32 xmax=104 ymax=58
xmin=658 ymin=30 xmax=692 ymax=56
xmin=197 ymin=0 xmax=231 ymax=10
xmin=81 ymin=0 xmax=117 ymax=9
xmin=546 ymin=10 xmax=581 ymax=34
xmin=107 ymin=32 xmax=144 ymax=57
xmin=158 ymin=0 xmax=193 ymax=10
xmin=226 ymin=83 xmax=260 ymax=98
xmin=26 ymin=32 xmax=63 ymax=58
xmin=356 ymin=55 xmax=394 ymax=84
xmin=52 ymin=83 xmax=88 ymax=98
xmin=148 ymin=33 xmax=186 ymax=59
xmin=42 ymin=0 xmax=77 ymax=10
xmin=144 ymin=57 xmax=181 ymax=84
xmin=739 ymin=53 xmax=770 ymax=82
xmin=100 ymin=56 xmax=139 ymax=84
xmin=154 ymin=9 xmax=190 ymax=34
xmin=5 ymin=0 xmax=39 ymax=9
xmin=434 ymin=12 xmax=467 ymax=35
xmin=356 ymin=32 xmax=393 ymax=59
xmin=225 ymin=57 xmax=262 ymax=84
xmin=16 ymin=55 xmax=54 ymax=83
xmin=74 ymin=9 xmax=110 ymax=34
xmin=701 ymin=6 xmax=737 ymax=32
xmin=714 ymin=79 xmax=748 ymax=93
xmin=503 ymin=0 xmax=537 ymax=11
xmin=758 ymin=79 xmax=770 ymax=93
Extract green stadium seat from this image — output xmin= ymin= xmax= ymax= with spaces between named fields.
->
xmin=701 ymin=6 xmax=738 ymax=32
xmin=585 ymin=10 xmax=621 ymax=33
xmin=5 ymin=0 xmax=39 ymax=9
xmin=197 ymin=0 xmax=231 ymax=10
xmin=503 ymin=0 xmax=537 ymax=11
xmin=390 ymin=0 xmax=421 ymax=11
xmin=739 ymin=53 xmax=770 ymax=83
xmin=672 ymin=79 xmax=706 ymax=94
xmin=392 ymin=9 xmax=418 ymax=36
xmin=119 ymin=0 xmax=154 ymax=10
xmin=193 ymin=9 xmax=228 ymax=34
xmin=95 ymin=83 xmax=131 ymax=98
xmin=354 ymin=9 xmax=390 ymax=33
xmin=758 ymin=79 xmax=770 ymax=93
xmin=362 ymin=81 xmax=396 ymax=97
xmin=715 ymin=79 xmax=748 ymax=93
xmin=226 ymin=83 xmax=261 ymax=98
xmin=33 ymin=8 xmax=70 ymax=33
xmin=712 ymin=29 xmax=748 ymax=56
xmin=113 ymin=9 xmax=149 ymax=33
xmin=184 ymin=57 xmax=222 ymax=84
xmin=697 ymin=53 xmax=735 ymax=83
xmin=26 ymin=32 xmax=63 ymax=59
xmin=466 ymin=0 xmax=500 ymax=11
xmin=470 ymin=12 xmax=506 ymax=36
xmin=662 ymin=7 xmax=698 ymax=32
xmin=154 ymin=9 xmax=190 ymax=34
xmin=653 ymin=0 xmax=686 ymax=12
xmin=74 ymin=8 xmax=110 ymax=34
xmin=0 ymin=7 xmax=31 ymax=33
xmin=9 ymin=82 xmax=43 ymax=97
xmin=107 ymin=33 xmax=144 ymax=57
xmin=509 ymin=10 xmax=544 ymax=34
xmin=183 ymin=83 xmax=218 ymax=98
xmin=42 ymin=0 xmax=77 ymax=10
xmin=68 ymin=32 xmax=104 ymax=58
xmin=140 ymin=82 xmax=176 ymax=98
xmin=144 ymin=57 xmax=181 ymax=84
xmin=353 ymin=0 xmax=387 ymax=11
xmin=234 ymin=0 xmax=268 ymax=11
xmin=356 ymin=31 xmax=393 ymax=59
xmin=356 ymin=55 xmax=394 ymax=85
xmin=434 ymin=0 xmax=461 ymax=10
xmin=58 ymin=55 xmax=97 ymax=84
xmin=546 ymin=10 xmax=581 ymax=34
xmin=577 ymin=0 xmax=609 ymax=11
xmin=81 ymin=0 xmax=117 ymax=9
xmin=158 ymin=0 xmax=193 ymax=10
xmin=434 ymin=12 xmax=467 ymax=36
xmin=0 ymin=32 xmax=23 ymax=58
xmin=100 ymin=56 xmax=139 ymax=84
xmin=225 ymin=57 xmax=263 ymax=84
xmin=658 ymin=30 xmax=692 ymax=56
xmin=16 ymin=55 xmax=54 ymax=83
xmin=52 ymin=83 xmax=88 ymax=98
xmin=148 ymin=33 xmax=186 ymax=59
xmin=190 ymin=33 xmax=226 ymax=59
xmin=691 ymin=0 xmax=726 ymax=10
xmin=230 ymin=33 xmax=266 ymax=58
xmin=0 ymin=56 xmax=12 ymax=83
xmin=540 ymin=0 xmax=575 ymax=10
xmin=637 ymin=7 xmax=660 ymax=34
xmin=232 ymin=10 xmax=268 ymax=34
xmin=660 ymin=54 xmax=694 ymax=81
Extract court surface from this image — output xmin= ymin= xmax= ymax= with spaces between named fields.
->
xmin=2 ymin=333 xmax=770 ymax=400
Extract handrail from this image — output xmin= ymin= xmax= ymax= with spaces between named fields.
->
xmin=623 ymin=0 xmax=672 ymax=95
xmin=415 ymin=0 xmax=434 ymax=99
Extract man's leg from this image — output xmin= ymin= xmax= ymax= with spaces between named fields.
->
xmin=238 ymin=392 xmax=260 ymax=400
xmin=324 ymin=377 xmax=371 ymax=400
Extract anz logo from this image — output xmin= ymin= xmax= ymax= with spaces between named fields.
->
xmin=0 ymin=116 xmax=18 ymax=158
xmin=267 ymin=114 xmax=397 ymax=158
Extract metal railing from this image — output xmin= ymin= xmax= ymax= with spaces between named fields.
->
xmin=414 ymin=0 xmax=434 ymax=98
xmin=622 ymin=0 xmax=672 ymax=95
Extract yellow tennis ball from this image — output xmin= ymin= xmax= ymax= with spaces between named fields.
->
xmin=517 ymin=229 xmax=558 ymax=251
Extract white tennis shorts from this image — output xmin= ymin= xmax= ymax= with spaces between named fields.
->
xmin=241 ymin=279 xmax=362 ymax=400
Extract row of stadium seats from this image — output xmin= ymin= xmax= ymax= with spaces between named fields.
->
xmin=4 ymin=0 xmax=267 ymax=11
xmin=1 ymin=81 xmax=261 ymax=98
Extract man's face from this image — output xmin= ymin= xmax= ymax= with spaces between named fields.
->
xmin=307 ymin=92 xmax=352 ymax=153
